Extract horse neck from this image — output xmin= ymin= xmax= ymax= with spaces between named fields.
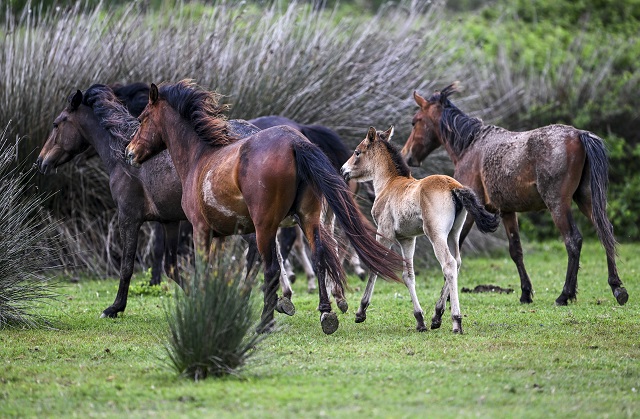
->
xmin=79 ymin=111 xmax=120 ymax=173
xmin=160 ymin=111 xmax=208 ymax=182
xmin=370 ymin=150 xmax=406 ymax=195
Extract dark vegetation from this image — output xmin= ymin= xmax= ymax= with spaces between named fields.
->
xmin=0 ymin=0 xmax=638 ymax=280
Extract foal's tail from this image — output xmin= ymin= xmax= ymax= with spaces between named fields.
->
xmin=292 ymin=141 xmax=403 ymax=283
xmin=579 ymin=132 xmax=617 ymax=254
xmin=452 ymin=188 xmax=501 ymax=233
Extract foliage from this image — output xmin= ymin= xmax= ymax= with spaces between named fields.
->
xmin=0 ymin=241 xmax=638 ymax=416
xmin=0 ymin=124 xmax=60 ymax=328
xmin=163 ymin=241 xmax=265 ymax=380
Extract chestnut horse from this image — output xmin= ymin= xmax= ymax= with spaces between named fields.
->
xmin=36 ymin=85 xmax=264 ymax=319
xmin=124 ymin=80 xmax=402 ymax=334
xmin=342 ymin=126 xmax=499 ymax=333
xmin=401 ymin=83 xmax=628 ymax=306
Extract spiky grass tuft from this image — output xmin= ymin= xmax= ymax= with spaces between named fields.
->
xmin=163 ymin=239 xmax=265 ymax=381
xmin=0 ymin=124 xmax=61 ymax=328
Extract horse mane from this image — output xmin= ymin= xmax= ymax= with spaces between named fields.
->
xmin=110 ymin=82 xmax=150 ymax=117
xmin=158 ymin=80 xmax=234 ymax=147
xmin=429 ymin=86 xmax=483 ymax=155
xmin=380 ymin=137 xmax=411 ymax=178
xmin=82 ymin=84 xmax=140 ymax=158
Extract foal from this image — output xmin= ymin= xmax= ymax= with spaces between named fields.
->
xmin=341 ymin=127 xmax=500 ymax=333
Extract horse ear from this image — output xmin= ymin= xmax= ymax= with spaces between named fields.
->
xmin=149 ymin=83 xmax=159 ymax=104
xmin=366 ymin=126 xmax=377 ymax=142
xmin=381 ymin=125 xmax=394 ymax=142
xmin=70 ymin=90 xmax=82 ymax=110
xmin=413 ymin=91 xmax=428 ymax=108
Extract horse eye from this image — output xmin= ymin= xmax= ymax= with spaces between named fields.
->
xmin=53 ymin=123 xmax=58 ymax=129
xmin=354 ymin=150 xmax=361 ymax=157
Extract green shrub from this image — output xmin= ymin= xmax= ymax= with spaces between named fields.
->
xmin=163 ymin=240 xmax=264 ymax=380
xmin=0 ymin=124 xmax=60 ymax=328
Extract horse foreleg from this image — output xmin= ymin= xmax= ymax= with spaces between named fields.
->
xmin=355 ymin=236 xmax=394 ymax=324
xmin=256 ymin=237 xmax=280 ymax=334
xmin=398 ymin=237 xmax=427 ymax=331
xmin=150 ymin=222 xmax=165 ymax=286
xmin=102 ymin=219 xmax=142 ymax=318
xmin=162 ymin=221 xmax=183 ymax=288
xmin=291 ymin=226 xmax=317 ymax=293
xmin=502 ymin=212 xmax=534 ymax=304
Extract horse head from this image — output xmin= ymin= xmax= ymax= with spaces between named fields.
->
xmin=36 ymin=90 xmax=91 ymax=175
xmin=341 ymin=125 xmax=395 ymax=183
xmin=400 ymin=83 xmax=459 ymax=166
xmin=125 ymin=83 xmax=166 ymax=167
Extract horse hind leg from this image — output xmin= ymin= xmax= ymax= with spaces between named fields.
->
xmin=355 ymin=235 xmax=394 ymax=325
xmin=429 ymin=233 xmax=463 ymax=334
xmin=274 ymin=233 xmax=295 ymax=316
xmin=162 ymin=221 xmax=183 ymax=288
xmin=150 ymin=222 xmax=165 ymax=286
xmin=502 ymin=212 xmax=535 ymax=303
xmin=398 ymin=237 xmax=427 ymax=332
xmin=546 ymin=202 xmax=582 ymax=305
xmin=574 ymin=186 xmax=628 ymax=305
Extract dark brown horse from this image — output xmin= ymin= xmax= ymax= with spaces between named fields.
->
xmin=124 ymin=80 xmax=403 ymax=334
xmin=36 ymin=85 xmax=263 ymax=319
xmin=400 ymin=83 xmax=628 ymax=306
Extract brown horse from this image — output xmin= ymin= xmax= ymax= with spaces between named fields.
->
xmin=400 ymin=83 xmax=628 ymax=306
xmin=124 ymin=80 xmax=403 ymax=334
xmin=342 ymin=126 xmax=499 ymax=333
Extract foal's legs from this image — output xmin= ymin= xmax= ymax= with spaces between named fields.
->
xmin=162 ymin=221 xmax=183 ymax=288
xmin=397 ymin=237 xmax=427 ymax=331
xmin=274 ymin=236 xmax=295 ymax=316
xmin=502 ymin=212 xmax=535 ymax=303
xmin=355 ymin=236 xmax=394 ymax=324
xmin=290 ymin=225 xmax=317 ymax=292
xmin=429 ymin=233 xmax=463 ymax=334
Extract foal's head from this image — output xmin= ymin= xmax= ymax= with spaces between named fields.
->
xmin=341 ymin=126 xmax=410 ymax=182
xmin=400 ymin=82 xmax=459 ymax=166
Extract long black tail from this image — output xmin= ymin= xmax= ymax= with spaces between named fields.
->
xmin=292 ymin=140 xmax=403 ymax=283
xmin=452 ymin=188 xmax=500 ymax=233
xmin=298 ymin=125 xmax=352 ymax=171
xmin=579 ymin=132 xmax=617 ymax=254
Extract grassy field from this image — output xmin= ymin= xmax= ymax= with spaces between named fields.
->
xmin=1 ymin=240 xmax=639 ymax=418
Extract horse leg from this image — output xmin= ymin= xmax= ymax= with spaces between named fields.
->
xmin=255 ymin=235 xmax=280 ymax=334
xmin=397 ymin=237 xmax=427 ymax=331
xmin=575 ymin=189 xmax=628 ymax=305
xmin=101 ymin=218 xmax=142 ymax=318
xmin=274 ymin=235 xmax=295 ymax=316
xmin=290 ymin=227 xmax=317 ymax=293
xmin=150 ymin=222 xmax=164 ymax=286
xmin=162 ymin=221 xmax=183 ymax=288
xmin=429 ymin=233 xmax=463 ymax=334
xmin=502 ymin=212 xmax=534 ymax=303
xmin=547 ymin=204 xmax=583 ymax=305
xmin=355 ymin=236 xmax=394 ymax=324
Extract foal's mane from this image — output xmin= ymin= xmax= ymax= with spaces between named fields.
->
xmin=158 ymin=80 xmax=234 ymax=147
xmin=429 ymin=85 xmax=483 ymax=155
xmin=82 ymin=84 xmax=140 ymax=157
xmin=378 ymin=134 xmax=411 ymax=178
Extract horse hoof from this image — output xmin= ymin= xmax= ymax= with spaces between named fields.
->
xmin=321 ymin=312 xmax=339 ymax=335
xmin=416 ymin=324 xmax=427 ymax=332
xmin=307 ymin=286 xmax=316 ymax=294
xmin=100 ymin=309 xmax=118 ymax=319
xmin=614 ymin=287 xmax=629 ymax=305
xmin=520 ymin=295 xmax=533 ymax=304
xmin=358 ymin=272 xmax=367 ymax=281
xmin=288 ymin=274 xmax=297 ymax=284
xmin=354 ymin=313 xmax=366 ymax=323
xmin=275 ymin=297 xmax=296 ymax=316
xmin=256 ymin=319 xmax=276 ymax=334
xmin=554 ymin=297 xmax=569 ymax=306
xmin=430 ymin=319 xmax=441 ymax=330
xmin=337 ymin=299 xmax=349 ymax=313
xmin=453 ymin=327 xmax=464 ymax=334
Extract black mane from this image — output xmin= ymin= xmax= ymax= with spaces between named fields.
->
xmin=158 ymin=80 xmax=234 ymax=147
xmin=429 ymin=89 xmax=483 ymax=155
xmin=380 ymin=138 xmax=411 ymax=178
xmin=82 ymin=84 xmax=140 ymax=158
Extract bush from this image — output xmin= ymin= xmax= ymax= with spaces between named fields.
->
xmin=163 ymin=240 xmax=264 ymax=380
xmin=0 ymin=124 xmax=60 ymax=328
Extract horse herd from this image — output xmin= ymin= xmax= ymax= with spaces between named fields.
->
xmin=36 ymin=80 xmax=628 ymax=335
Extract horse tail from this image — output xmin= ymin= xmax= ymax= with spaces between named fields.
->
xmin=452 ymin=188 xmax=501 ymax=233
xmin=292 ymin=140 xmax=403 ymax=283
xmin=579 ymin=132 xmax=617 ymax=254
xmin=298 ymin=125 xmax=352 ymax=171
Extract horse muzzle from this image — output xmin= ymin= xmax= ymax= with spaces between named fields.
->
xmin=124 ymin=147 xmax=141 ymax=168
xmin=340 ymin=167 xmax=351 ymax=182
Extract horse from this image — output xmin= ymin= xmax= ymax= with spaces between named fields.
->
xmin=36 ymin=84 xmax=266 ymax=319
xmin=341 ymin=126 xmax=500 ymax=333
xmin=124 ymin=80 xmax=403 ymax=334
xmin=250 ymin=115 xmax=371 ymax=286
xmin=400 ymin=82 xmax=628 ymax=306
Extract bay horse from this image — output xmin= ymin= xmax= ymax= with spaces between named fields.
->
xmin=341 ymin=126 xmax=500 ymax=333
xmin=124 ymin=80 xmax=403 ymax=334
xmin=36 ymin=84 xmax=265 ymax=319
xmin=400 ymin=83 xmax=628 ymax=306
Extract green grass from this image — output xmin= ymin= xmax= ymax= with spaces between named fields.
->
xmin=1 ymin=241 xmax=639 ymax=418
